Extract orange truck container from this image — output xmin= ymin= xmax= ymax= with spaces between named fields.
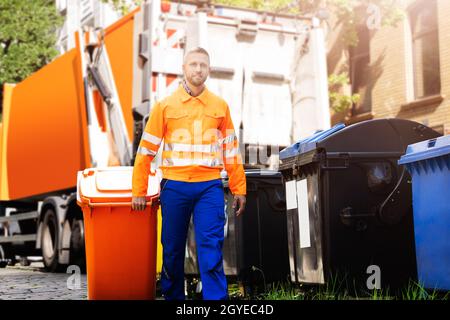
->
xmin=0 ymin=7 xmax=147 ymax=271
xmin=77 ymin=167 xmax=159 ymax=300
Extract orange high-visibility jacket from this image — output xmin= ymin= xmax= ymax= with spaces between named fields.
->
xmin=132 ymin=84 xmax=246 ymax=197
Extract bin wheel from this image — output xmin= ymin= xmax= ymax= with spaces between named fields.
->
xmin=41 ymin=208 xmax=61 ymax=272
xmin=69 ymin=219 xmax=86 ymax=272
xmin=185 ymin=277 xmax=202 ymax=300
xmin=19 ymin=257 xmax=30 ymax=267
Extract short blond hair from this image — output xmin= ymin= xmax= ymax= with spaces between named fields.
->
xmin=183 ymin=47 xmax=210 ymax=64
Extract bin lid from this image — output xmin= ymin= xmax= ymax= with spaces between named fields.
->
xmin=280 ymin=124 xmax=346 ymax=160
xmin=398 ymin=135 xmax=450 ymax=165
xmin=222 ymin=169 xmax=282 ymax=189
xmin=77 ymin=166 xmax=159 ymax=207
xmin=281 ymin=119 xmax=442 ymax=163
xmin=244 ymin=169 xmax=282 ymax=178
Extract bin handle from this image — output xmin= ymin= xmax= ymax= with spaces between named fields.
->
xmin=340 ymin=207 xmax=375 ymax=231
xmin=321 ymin=154 xmax=350 ymax=170
xmin=340 ymin=207 xmax=376 ymax=218
xmin=428 ymin=139 xmax=437 ymax=148
xmin=85 ymin=200 xmax=156 ymax=208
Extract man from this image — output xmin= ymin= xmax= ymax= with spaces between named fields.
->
xmin=131 ymin=47 xmax=246 ymax=300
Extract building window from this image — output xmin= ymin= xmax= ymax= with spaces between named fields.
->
xmin=410 ymin=0 xmax=441 ymax=99
xmin=349 ymin=22 xmax=371 ymax=116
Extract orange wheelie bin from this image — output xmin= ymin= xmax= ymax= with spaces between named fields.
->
xmin=76 ymin=166 xmax=160 ymax=300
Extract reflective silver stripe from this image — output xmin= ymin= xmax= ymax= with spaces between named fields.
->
xmin=142 ymin=132 xmax=162 ymax=146
xmin=163 ymin=157 xmax=223 ymax=167
xmin=137 ymin=146 xmax=157 ymax=156
xmin=224 ymin=147 xmax=240 ymax=158
xmin=164 ymin=142 xmax=221 ymax=153
xmin=220 ymin=133 xmax=237 ymax=145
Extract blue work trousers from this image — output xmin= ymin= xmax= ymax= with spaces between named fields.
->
xmin=159 ymin=178 xmax=228 ymax=300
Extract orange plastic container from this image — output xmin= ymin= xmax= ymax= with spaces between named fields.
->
xmin=77 ymin=166 xmax=159 ymax=300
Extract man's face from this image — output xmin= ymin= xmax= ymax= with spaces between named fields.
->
xmin=183 ymin=52 xmax=210 ymax=87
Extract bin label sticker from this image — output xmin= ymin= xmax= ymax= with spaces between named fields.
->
xmin=285 ymin=180 xmax=298 ymax=210
xmin=296 ymin=179 xmax=311 ymax=249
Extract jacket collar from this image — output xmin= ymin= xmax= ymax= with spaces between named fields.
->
xmin=178 ymin=82 xmax=209 ymax=105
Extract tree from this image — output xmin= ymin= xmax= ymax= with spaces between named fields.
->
xmin=0 ymin=0 xmax=63 ymax=110
xmin=322 ymin=0 xmax=404 ymax=47
xmin=329 ymin=72 xmax=360 ymax=113
xmin=100 ymin=0 xmax=143 ymax=15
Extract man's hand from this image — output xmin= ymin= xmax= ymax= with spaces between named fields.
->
xmin=132 ymin=196 xmax=147 ymax=211
xmin=232 ymin=195 xmax=246 ymax=217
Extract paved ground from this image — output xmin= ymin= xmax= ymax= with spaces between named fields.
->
xmin=0 ymin=262 xmax=88 ymax=300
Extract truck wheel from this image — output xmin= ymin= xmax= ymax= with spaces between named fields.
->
xmin=41 ymin=208 xmax=60 ymax=272
xmin=70 ymin=219 xmax=86 ymax=272
xmin=0 ymin=245 xmax=8 ymax=268
xmin=0 ymin=244 xmax=16 ymax=267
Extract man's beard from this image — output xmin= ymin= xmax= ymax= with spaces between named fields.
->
xmin=188 ymin=74 xmax=206 ymax=86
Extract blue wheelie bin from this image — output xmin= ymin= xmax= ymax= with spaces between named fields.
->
xmin=399 ymin=135 xmax=450 ymax=291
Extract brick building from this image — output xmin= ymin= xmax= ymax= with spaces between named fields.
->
xmin=327 ymin=0 xmax=449 ymax=135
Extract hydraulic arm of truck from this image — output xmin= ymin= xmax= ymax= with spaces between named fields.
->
xmin=78 ymin=28 xmax=133 ymax=167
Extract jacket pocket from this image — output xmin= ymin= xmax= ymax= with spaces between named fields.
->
xmin=165 ymin=108 xmax=189 ymax=132
xmin=166 ymin=108 xmax=189 ymax=119
xmin=204 ymin=108 xmax=225 ymax=129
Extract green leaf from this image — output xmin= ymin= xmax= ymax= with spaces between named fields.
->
xmin=0 ymin=0 xmax=63 ymax=109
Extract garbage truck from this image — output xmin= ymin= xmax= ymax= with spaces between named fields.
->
xmin=0 ymin=0 xmax=331 ymax=271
